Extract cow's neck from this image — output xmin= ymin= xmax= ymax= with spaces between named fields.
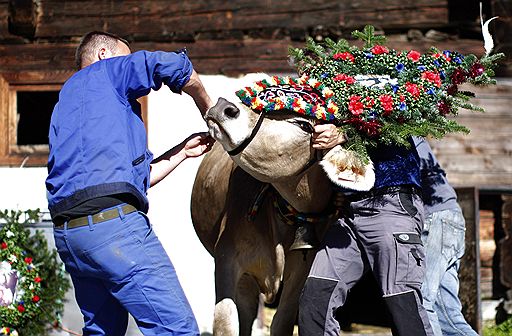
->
xmin=271 ymin=164 xmax=332 ymax=214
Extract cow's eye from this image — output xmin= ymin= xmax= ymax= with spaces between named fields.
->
xmin=290 ymin=119 xmax=314 ymax=134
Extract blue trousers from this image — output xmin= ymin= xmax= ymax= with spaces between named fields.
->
xmin=421 ymin=208 xmax=478 ymax=336
xmin=53 ymin=205 xmax=199 ymax=335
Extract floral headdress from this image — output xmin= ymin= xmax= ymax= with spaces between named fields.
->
xmin=288 ymin=25 xmax=504 ymax=162
xmin=236 ymin=75 xmax=340 ymax=121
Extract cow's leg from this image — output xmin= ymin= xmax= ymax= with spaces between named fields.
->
xmin=236 ymin=274 xmax=261 ymax=336
xmin=214 ymin=258 xmax=241 ymax=336
xmin=270 ymin=249 xmax=315 ymax=335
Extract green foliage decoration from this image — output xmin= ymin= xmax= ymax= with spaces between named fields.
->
xmin=483 ymin=317 xmax=512 ymax=336
xmin=288 ymin=25 xmax=505 ymax=162
xmin=0 ymin=209 xmax=70 ymax=336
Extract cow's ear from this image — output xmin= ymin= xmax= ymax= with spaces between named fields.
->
xmin=320 ymin=145 xmax=375 ymax=191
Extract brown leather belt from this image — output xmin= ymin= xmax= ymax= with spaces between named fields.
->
xmin=53 ymin=204 xmax=137 ymax=229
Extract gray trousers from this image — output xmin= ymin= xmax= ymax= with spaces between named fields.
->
xmin=299 ymin=188 xmax=434 ymax=336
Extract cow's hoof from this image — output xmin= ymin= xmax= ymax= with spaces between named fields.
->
xmin=290 ymin=222 xmax=318 ymax=250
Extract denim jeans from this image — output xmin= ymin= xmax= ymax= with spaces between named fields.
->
xmin=421 ymin=208 xmax=478 ymax=336
xmin=53 ymin=205 xmax=199 ymax=336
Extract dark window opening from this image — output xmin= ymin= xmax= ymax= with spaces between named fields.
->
xmin=448 ymin=0 xmax=492 ymax=39
xmin=17 ymin=91 xmax=59 ymax=145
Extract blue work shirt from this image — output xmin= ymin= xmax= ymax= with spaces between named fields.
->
xmin=46 ymin=50 xmax=193 ymax=218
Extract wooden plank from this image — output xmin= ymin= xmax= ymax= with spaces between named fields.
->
xmin=33 ymin=0 xmax=448 ymax=39
xmin=455 ymin=187 xmax=481 ymax=333
xmin=447 ymin=173 xmax=512 ymax=187
xmin=0 ymin=35 xmax=486 ymax=75
xmin=434 ymin=154 xmax=512 ymax=173
xmin=430 ymin=138 xmax=512 ymax=156
xmin=0 ymin=75 xmax=9 ymax=158
xmin=0 ymin=44 xmax=77 ymax=71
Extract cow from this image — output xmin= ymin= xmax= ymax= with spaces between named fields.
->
xmin=190 ymin=74 xmax=343 ymax=335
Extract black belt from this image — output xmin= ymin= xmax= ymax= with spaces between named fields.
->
xmin=342 ymin=184 xmax=421 ymax=203
xmin=53 ymin=204 xmax=137 ymax=229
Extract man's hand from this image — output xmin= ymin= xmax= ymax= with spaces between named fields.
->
xmin=183 ymin=132 xmax=215 ymax=158
xmin=312 ymin=124 xmax=347 ymax=149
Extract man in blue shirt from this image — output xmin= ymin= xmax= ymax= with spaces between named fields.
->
xmin=46 ymin=31 xmax=214 ymax=335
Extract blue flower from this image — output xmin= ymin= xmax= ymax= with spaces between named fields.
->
xmin=434 ymin=60 xmax=440 ymax=67
xmin=440 ymin=71 xmax=446 ymax=80
xmin=395 ymin=63 xmax=405 ymax=72
xmin=392 ymin=85 xmax=399 ymax=94
xmin=399 ymin=102 xmax=407 ymax=111
xmin=365 ymin=53 xmax=374 ymax=59
xmin=443 ymin=50 xmax=451 ymax=58
xmin=454 ymin=57 xmax=463 ymax=64
xmin=427 ymin=88 xmax=436 ymax=95
xmin=417 ymin=65 xmax=426 ymax=71
xmin=367 ymin=111 xmax=377 ymax=120
xmin=321 ymin=73 xmax=329 ymax=78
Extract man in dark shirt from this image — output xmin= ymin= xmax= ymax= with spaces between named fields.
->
xmin=300 ymin=128 xmax=434 ymax=336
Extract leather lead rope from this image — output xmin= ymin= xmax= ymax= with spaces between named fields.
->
xmin=227 ymin=109 xmax=267 ymax=156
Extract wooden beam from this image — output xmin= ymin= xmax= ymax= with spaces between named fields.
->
xmin=0 ymin=36 xmax=487 ymax=75
xmin=33 ymin=0 xmax=449 ymax=39
xmin=456 ymin=187 xmax=482 ymax=333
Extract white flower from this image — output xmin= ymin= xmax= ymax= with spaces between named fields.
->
xmin=5 ymin=231 xmax=14 ymax=238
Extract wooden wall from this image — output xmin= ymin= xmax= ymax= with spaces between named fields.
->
xmin=0 ymin=0 xmax=508 ymax=76
xmin=429 ymin=81 xmax=512 ymax=188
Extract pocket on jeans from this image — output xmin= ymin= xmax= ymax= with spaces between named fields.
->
xmin=83 ymin=230 xmax=144 ymax=281
xmin=441 ymin=211 xmax=466 ymax=260
xmin=394 ymin=232 xmax=425 ymax=285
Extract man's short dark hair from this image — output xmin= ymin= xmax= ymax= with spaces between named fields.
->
xmin=75 ymin=31 xmax=130 ymax=69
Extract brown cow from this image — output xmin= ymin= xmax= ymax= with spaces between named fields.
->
xmin=191 ymin=82 xmax=340 ymax=335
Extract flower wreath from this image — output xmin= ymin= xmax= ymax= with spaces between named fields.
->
xmin=0 ymin=210 xmax=70 ymax=336
xmin=0 ymin=237 xmax=42 ymax=336
xmin=288 ymin=25 xmax=504 ymax=161
xmin=235 ymin=75 xmax=340 ymax=121
xmin=235 ymin=25 xmax=504 ymax=191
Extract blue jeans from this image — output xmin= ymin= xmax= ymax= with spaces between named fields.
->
xmin=421 ymin=208 xmax=478 ymax=336
xmin=53 ymin=205 xmax=199 ymax=336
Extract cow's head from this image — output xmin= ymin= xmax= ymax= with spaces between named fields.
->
xmin=204 ymin=74 xmax=375 ymax=191
xmin=205 ymin=95 xmax=318 ymax=183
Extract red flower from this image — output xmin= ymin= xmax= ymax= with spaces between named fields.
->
xmin=450 ymin=68 xmax=467 ymax=85
xmin=24 ymin=257 xmax=33 ymax=264
xmin=34 ymin=276 xmax=42 ymax=283
xmin=1 ymin=242 xmax=7 ymax=249
xmin=379 ymin=94 xmax=394 ymax=115
xmin=470 ymin=62 xmax=485 ymax=78
xmin=18 ymin=304 xmax=25 ymax=312
xmin=333 ymin=73 xmax=355 ymax=84
xmin=407 ymin=50 xmax=421 ymax=62
xmin=333 ymin=52 xmax=355 ymax=63
xmin=437 ymin=100 xmax=451 ymax=115
xmin=348 ymin=95 xmax=364 ymax=116
xmin=421 ymin=71 xmax=442 ymax=87
xmin=447 ymin=85 xmax=458 ymax=96
xmin=32 ymin=295 xmax=40 ymax=303
xmin=405 ymin=82 xmax=421 ymax=99
xmin=371 ymin=45 xmax=389 ymax=55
